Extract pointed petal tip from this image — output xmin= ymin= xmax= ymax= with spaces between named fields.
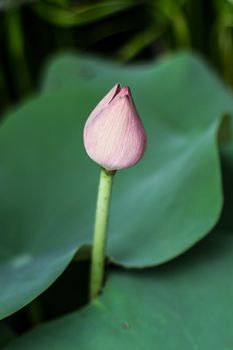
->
xmin=117 ymin=86 xmax=130 ymax=98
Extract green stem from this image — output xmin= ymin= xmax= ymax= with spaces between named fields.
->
xmin=90 ymin=168 xmax=115 ymax=301
xmin=28 ymin=299 xmax=43 ymax=326
xmin=5 ymin=8 xmax=32 ymax=96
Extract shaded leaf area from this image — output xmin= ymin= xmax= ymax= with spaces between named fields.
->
xmin=0 ymin=52 xmax=233 ymax=319
xmin=5 ymin=230 xmax=233 ymax=350
xmin=0 ymin=323 xmax=14 ymax=348
xmin=218 ymin=140 xmax=233 ymax=232
xmin=3 ymin=259 xmax=90 ymax=334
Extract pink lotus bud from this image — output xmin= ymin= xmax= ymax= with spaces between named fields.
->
xmin=83 ymin=83 xmax=146 ymax=171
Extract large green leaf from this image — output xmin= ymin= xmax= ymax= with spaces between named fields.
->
xmin=5 ymin=230 xmax=233 ymax=349
xmin=41 ymin=52 xmax=233 ymax=268
xmin=0 ymin=52 xmax=233 ymax=318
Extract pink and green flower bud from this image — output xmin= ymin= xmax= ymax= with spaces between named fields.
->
xmin=83 ymin=83 xmax=146 ymax=171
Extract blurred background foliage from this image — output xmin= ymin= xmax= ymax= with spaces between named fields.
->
xmin=1 ymin=0 xmax=233 ymax=114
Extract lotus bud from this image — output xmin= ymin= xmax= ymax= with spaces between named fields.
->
xmin=83 ymin=83 xmax=146 ymax=171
